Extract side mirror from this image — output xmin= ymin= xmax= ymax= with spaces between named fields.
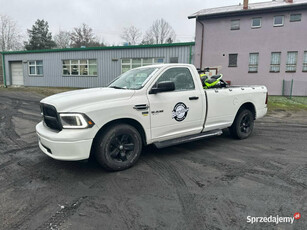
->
xmin=149 ymin=81 xmax=175 ymax=94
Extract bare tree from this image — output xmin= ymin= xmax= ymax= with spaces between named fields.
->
xmin=54 ymin=30 xmax=71 ymax=48
xmin=0 ymin=15 xmax=22 ymax=51
xmin=140 ymin=33 xmax=154 ymax=45
xmin=143 ymin=18 xmax=176 ymax=44
xmin=121 ymin=26 xmax=142 ymax=45
xmin=70 ymin=23 xmax=101 ymax=48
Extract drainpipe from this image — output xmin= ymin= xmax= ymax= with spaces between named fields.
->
xmin=1 ymin=53 xmax=7 ymax=87
xmin=197 ymin=16 xmax=205 ymax=70
xmin=189 ymin=45 xmax=192 ymax=64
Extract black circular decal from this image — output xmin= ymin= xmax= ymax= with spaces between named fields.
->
xmin=172 ymin=102 xmax=189 ymax=122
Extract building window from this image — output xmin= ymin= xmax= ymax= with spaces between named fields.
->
xmin=169 ymin=57 xmax=179 ymax=63
xmin=121 ymin=58 xmax=164 ymax=73
xmin=286 ymin=51 xmax=298 ymax=72
xmin=228 ymin=54 xmax=238 ymax=67
xmin=270 ymin=52 xmax=281 ymax=72
xmin=28 ymin=60 xmax=43 ymax=75
xmin=303 ymin=51 xmax=307 ymax=72
xmin=231 ymin=19 xmax=240 ymax=30
xmin=248 ymin=53 xmax=259 ymax=73
xmin=251 ymin=18 xmax=261 ymax=28
xmin=290 ymin=14 xmax=301 ymax=22
xmin=62 ymin=59 xmax=97 ymax=76
xmin=274 ymin=15 xmax=284 ymax=27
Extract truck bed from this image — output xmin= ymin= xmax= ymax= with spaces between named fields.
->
xmin=203 ymin=85 xmax=267 ymax=131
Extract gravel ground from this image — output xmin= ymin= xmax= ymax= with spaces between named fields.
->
xmin=0 ymin=90 xmax=306 ymax=230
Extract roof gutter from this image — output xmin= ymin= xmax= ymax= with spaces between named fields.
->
xmin=1 ymin=42 xmax=195 ymax=55
xmin=1 ymin=53 xmax=7 ymax=88
xmin=188 ymin=3 xmax=307 ymax=19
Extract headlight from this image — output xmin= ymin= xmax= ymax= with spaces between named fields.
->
xmin=59 ymin=113 xmax=95 ymax=129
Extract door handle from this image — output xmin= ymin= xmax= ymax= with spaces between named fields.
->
xmin=189 ymin=96 xmax=199 ymax=100
xmin=133 ymin=104 xmax=149 ymax=110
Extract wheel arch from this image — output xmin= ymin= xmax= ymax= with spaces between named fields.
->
xmin=90 ymin=118 xmax=147 ymax=158
xmin=237 ymin=102 xmax=256 ymax=120
xmin=229 ymin=102 xmax=256 ymax=139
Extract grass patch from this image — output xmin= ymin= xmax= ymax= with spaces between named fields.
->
xmin=0 ymin=86 xmax=80 ymax=97
xmin=268 ymin=96 xmax=307 ymax=111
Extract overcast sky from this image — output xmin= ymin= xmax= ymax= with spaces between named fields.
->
xmin=0 ymin=0 xmax=267 ymax=45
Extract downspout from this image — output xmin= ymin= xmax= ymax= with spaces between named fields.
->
xmin=189 ymin=45 xmax=192 ymax=64
xmin=197 ymin=16 xmax=205 ymax=70
xmin=1 ymin=53 xmax=7 ymax=87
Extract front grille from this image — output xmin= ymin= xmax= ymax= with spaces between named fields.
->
xmin=41 ymin=103 xmax=62 ymax=131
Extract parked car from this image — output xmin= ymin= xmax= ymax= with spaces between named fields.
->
xmin=36 ymin=64 xmax=268 ymax=171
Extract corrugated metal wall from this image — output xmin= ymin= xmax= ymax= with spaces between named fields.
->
xmin=0 ymin=54 xmax=3 ymax=84
xmin=4 ymin=45 xmax=194 ymax=88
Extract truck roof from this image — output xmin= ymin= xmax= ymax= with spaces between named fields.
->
xmin=135 ymin=63 xmax=195 ymax=69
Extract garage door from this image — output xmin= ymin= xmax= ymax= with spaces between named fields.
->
xmin=11 ymin=62 xmax=24 ymax=85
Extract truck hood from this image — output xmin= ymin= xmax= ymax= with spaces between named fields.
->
xmin=41 ymin=87 xmax=135 ymax=112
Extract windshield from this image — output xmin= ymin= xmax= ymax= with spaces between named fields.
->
xmin=108 ymin=67 xmax=159 ymax=90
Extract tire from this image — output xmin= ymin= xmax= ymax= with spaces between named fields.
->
xmin=229 ymin=109 xmax=254 ymax=139
xmin=95 ymin=124 xmax=142 ymax=171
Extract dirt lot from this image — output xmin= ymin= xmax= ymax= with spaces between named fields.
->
xmin=0 ymin=89 xmax=306 ymax=230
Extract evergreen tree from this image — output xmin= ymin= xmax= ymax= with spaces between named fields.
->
xmin=25 ymin=19 xmax=56 ymax=50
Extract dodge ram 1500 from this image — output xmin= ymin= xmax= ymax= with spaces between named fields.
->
xmin=36 ymin=64 xmax=268 ymax=171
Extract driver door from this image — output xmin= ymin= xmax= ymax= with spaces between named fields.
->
xmin=147 ymin=67 xmax=205 ymax=142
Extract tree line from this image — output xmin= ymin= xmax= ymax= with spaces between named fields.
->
xmin=0 ymin=15 xmax=177 ymax=51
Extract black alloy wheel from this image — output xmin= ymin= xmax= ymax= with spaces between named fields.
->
xmin=108 ymin=134 xmax=135 ymax=162
xmin=229 ymin=109 xmax=254 ymax=139
xmin=240 ymin=113 xmax=252 ymax=134
xmin=95 ymin=124 xmax=142 ymax=171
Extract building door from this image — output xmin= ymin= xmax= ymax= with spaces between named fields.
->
xmin=10 ymin=62 xmax=24 ymax=85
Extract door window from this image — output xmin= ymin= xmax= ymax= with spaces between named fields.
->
xmin=154 ymin=68 xmax=195 ymax=91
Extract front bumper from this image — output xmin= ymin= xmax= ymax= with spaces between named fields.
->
xmin=36 ymin=121 xmax=99 ymax=161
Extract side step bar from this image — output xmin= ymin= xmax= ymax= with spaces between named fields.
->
xmin=153 ymin=129 xmax=223 ymax=149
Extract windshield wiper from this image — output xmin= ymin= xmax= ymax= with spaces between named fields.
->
xmin=109 ymin=86 xmax=126 ymax=89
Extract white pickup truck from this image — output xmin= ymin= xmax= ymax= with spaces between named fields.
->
xmin=36 ymin=64 xmax=268 ymax=171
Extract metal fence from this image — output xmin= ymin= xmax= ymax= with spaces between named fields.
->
xmin=282 ymin=79 xmax=307 ymax=97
